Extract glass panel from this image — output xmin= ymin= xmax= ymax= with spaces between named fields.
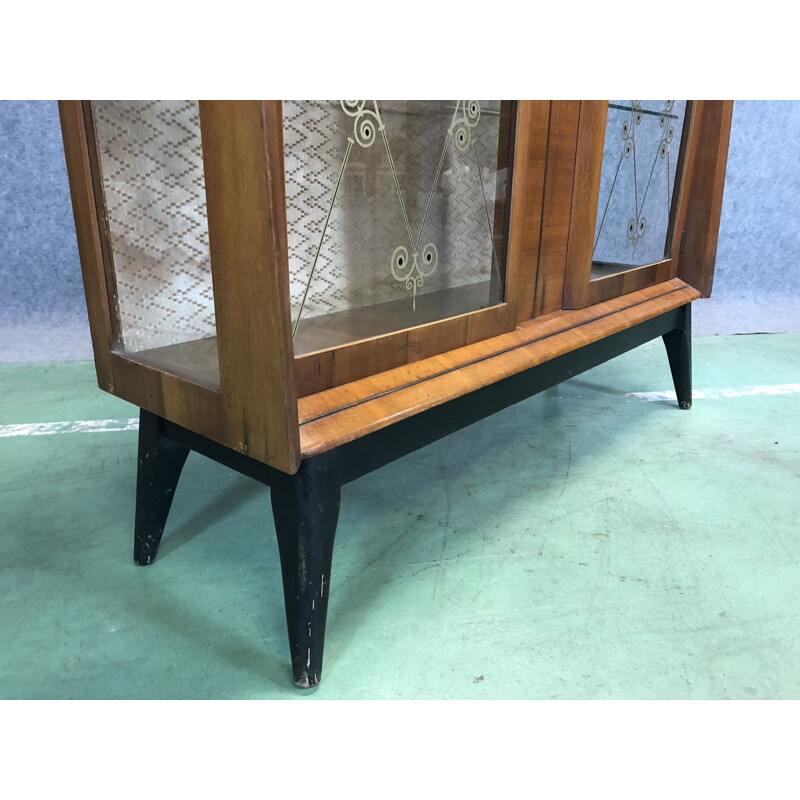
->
xmin=283 ymin=100 xmax=513 ymax=354
xmin=591 ymin=101 xmax=687 ymax=280
xmin=92 ymin=100 xmax=219 ymax=386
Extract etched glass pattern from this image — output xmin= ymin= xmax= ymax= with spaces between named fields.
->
xmin=93 ymin=100 xmax=216 ymax=353
xmin=592 ymin=101 xmax=687 ymax=279
xmin=283 ymin=101 xmax=511 ymax=353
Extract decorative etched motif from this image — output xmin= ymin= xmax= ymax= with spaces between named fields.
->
xmin=391 ymin=242 xmax=439 ymax=298
xmin=450 ymin=100 xmax=481 ymax=152
xmin=622 ymin=101 xmax=646 ymax=248
xmin=292 ymin=100 xmax=497 ymax=329
xmin=340 ymin=100 xmax=381 ymax=148
xmin=593 ymin=101 xmax=685 ymax=266
xmin=659 ymin=101 xmax=676 ymax=158
xmin=337 ymin=100 xmax=441 ymax=306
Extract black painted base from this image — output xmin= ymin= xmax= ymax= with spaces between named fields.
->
xmin=131 ymin=303 xmax=693 ymax=687
xmin=271 ymin=453 xmax=340 ymax=688
xmin=662 ymin=303 xmax=693 ymax=409
xmin=134 ymin=411 xmax=189 ymax=566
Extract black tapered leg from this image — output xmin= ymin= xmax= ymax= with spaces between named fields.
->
xmin=271 ymin=452 xmax=341 ymax=689
xmin=662 ymin=303 xmax=693 ymax=410
xmin=134 ymin=410 xmax=190 ymax=565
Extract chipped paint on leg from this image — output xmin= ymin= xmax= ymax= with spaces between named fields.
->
xmin=295 ymin=671 xmax=312 ymax=689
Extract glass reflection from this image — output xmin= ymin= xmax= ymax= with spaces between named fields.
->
xmin=592 ymin=101 xmax=687 ymax=279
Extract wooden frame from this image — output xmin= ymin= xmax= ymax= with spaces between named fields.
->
xmin=198 ymin=101 xmax=300 ymax=471
xmin=678 ymin=101 xmax=734 ymax=297
xmin=60 ymin=98 xmax=732 ymax=477
xmin=561 ymin=100 xmax=701 ymax=309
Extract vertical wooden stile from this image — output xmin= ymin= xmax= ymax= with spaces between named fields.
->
xmin=199 ymin=100 xmax=300 ymax=473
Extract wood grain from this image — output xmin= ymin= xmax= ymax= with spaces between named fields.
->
xmin=58 ymin=101 xmax=115 ymax=391
xmin=294 ymin=302 xmax=512 ymax=397
xmin=293 ymin=282 xmax=492 ymax=354
xmin=298 ymin=278 xmax=700 ymax=455
xmin=120 ymin=337 xmax=220 ymax=389
xmin=298 ymin=277 xmax=691 ymax=422
xmin=561 ymin=101 xmax=610 ymax=308
xmin=533 ymin=101 xmax=581 ymax=317
xmin=109 ymin=352 xmax=224 ymax=442
xmin=504 ymin=100 xmax=551 ymax=323
xmin=199 ymin=100 xmax=300 ymax=473
xmin=80 ymin=101 xmax=124 ymax=345
xmin=679 ymin=101 xmax=734 ymax=297
xmin=489 ymin=100 xmax=517 ymax=305
xmin=585 ymin=257 xmax=676 ymax=300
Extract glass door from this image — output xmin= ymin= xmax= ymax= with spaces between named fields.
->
xmin=562 ymin=100 xmax=697 ymax=309
xmin=283 ymin=100 xmax=515 ymax=355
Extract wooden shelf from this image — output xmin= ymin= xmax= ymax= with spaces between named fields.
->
xmin=118 ymin=281 xmax=497 ymax=390
xmin=120 ymin=336 xmax=221 ymax=390
xmin=591 ymin=261 xmax=645 ymax=280
xmin=293 ymin=281 xmax=495 ymax=355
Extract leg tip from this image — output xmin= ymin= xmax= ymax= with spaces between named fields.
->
xmin=134 ymin=534 xmax=159 ymax=565
xmin=293 ymin=669 xmax=321 ymax=689
xmin=679 ymin=400 xmax=692 ymax=410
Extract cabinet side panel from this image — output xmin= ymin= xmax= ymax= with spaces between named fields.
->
xmin=58 ymin=100 xmax=115 ymax=391
xmin=679 ymin=100 xmax=734 ymax=297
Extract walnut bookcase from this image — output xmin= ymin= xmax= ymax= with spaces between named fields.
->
xmin=60 ymin=99 xmax=733 ymax=687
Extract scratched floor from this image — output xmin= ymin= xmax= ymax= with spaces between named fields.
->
xmin=0 ymin=333 xmax=798 ymax=699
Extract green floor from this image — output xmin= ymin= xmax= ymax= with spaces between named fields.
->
xmin=1 ymin=333 xmax=798 ymax=699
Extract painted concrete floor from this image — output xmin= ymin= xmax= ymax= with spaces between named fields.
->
xmin=0 ymin=333 xmax=798 ymax=699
